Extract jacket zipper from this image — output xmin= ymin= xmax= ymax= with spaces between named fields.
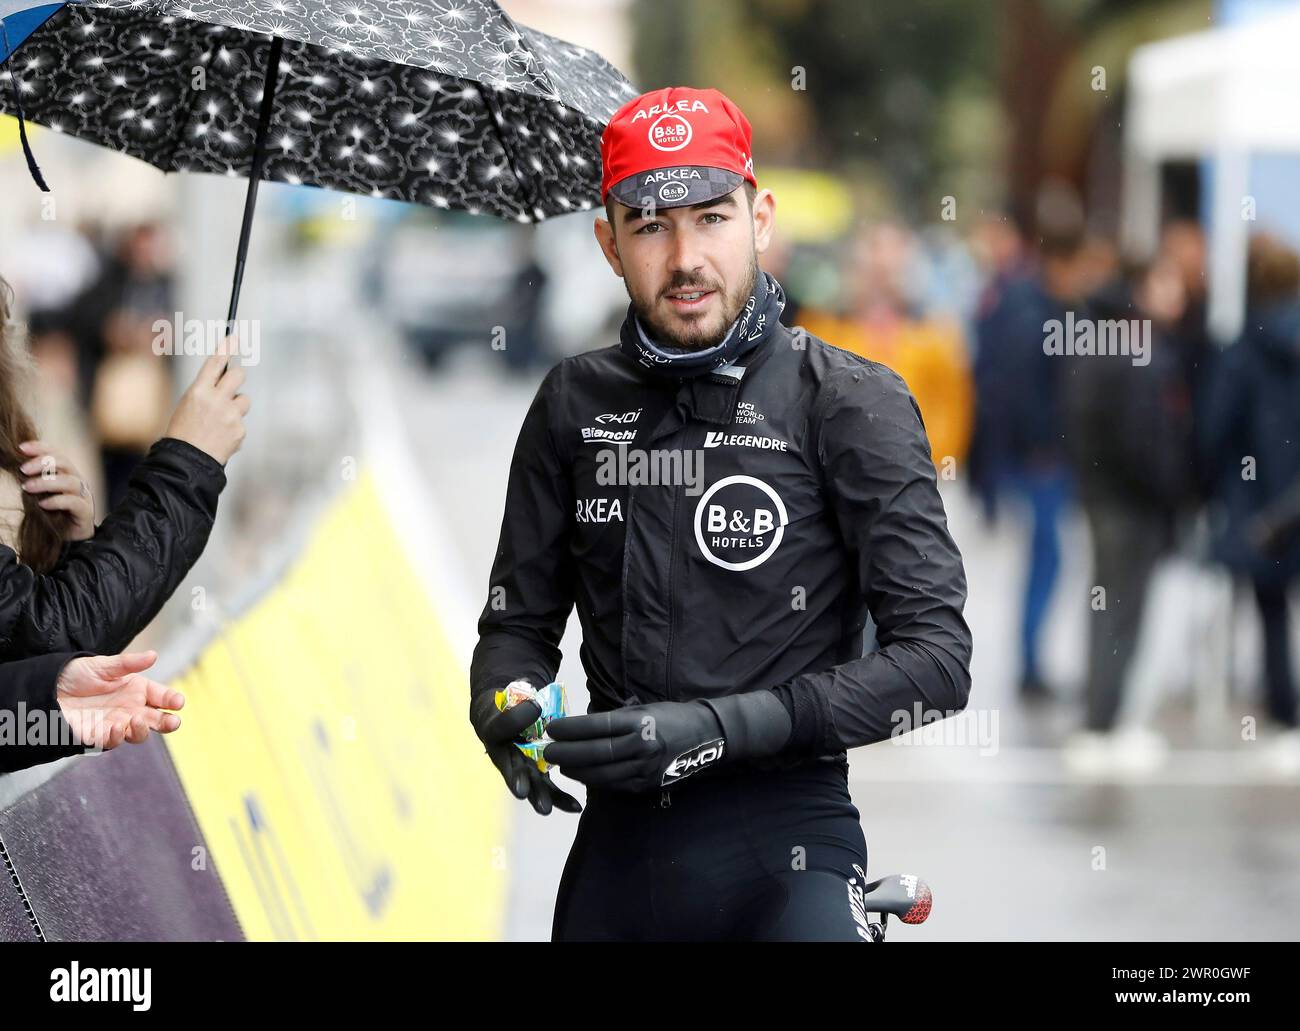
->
xmin=619 ymin=489 xmax=637 ymax=707
xmin=664 ymin=472 xmax=679 ymax=702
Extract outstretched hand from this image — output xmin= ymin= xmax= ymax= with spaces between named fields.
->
xmin=56 ymin=650 xmax=185 ymax=752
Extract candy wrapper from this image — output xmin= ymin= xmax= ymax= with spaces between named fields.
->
xmin=495 ymin=679 xmax=567 ymax=772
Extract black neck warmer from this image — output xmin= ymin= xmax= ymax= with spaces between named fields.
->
xmin=618 ymin=268 xmax=787 ymax=379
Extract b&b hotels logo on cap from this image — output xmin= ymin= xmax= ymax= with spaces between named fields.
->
xmin=642 ymin=167 xmax=700 ymax=203
xmin=602 ymin=87 xmax=756 ymax=211
xmin=658 ymin=179 xmax=689 ymax=203
xmin=632 ymin=97 xmax=711 ymax=152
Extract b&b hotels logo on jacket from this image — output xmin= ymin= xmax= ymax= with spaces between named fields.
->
xmin=693 ymin=475 xmax=788 ymax=571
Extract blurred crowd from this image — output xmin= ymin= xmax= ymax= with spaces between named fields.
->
xmin=754 ymin=185 xmax=1300 ymax=776
xmin=6 ymin=220 xmax=177 ymax=512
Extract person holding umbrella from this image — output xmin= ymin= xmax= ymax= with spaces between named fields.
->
xmin=469 ymin=86 xmax=972 ymax=941
xmin=0 ymin=275 xmax=247 ymax=663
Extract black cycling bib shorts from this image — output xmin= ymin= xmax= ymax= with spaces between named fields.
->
xmin=551 ymin=758 xmax=874 ymax=942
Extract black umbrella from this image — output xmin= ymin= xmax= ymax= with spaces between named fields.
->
xmin=1 ymin=0 xmax=635 ymax=324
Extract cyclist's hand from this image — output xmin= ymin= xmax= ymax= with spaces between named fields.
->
xmin=469 ymin=690 xmax=582 ymax=816
xmin=544 ymin=700 xmax=725 ymax=793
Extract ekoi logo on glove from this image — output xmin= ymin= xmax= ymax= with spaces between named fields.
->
xmin=662 ymin=737 xmax=725 ymax=786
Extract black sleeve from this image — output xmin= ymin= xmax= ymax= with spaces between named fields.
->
xmin=0 ymin=651 xmax=90 ymax=774
xmin=469 ymin=366 xmax=576 ymax=704
xmin=772 ymin=363 xmax=973 ymax=754
xmin=0 ymin=437 xmax=226 ymax=661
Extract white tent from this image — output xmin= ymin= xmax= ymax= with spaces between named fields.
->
xmin=1123 ymin=6 xmax=1300 ymax=340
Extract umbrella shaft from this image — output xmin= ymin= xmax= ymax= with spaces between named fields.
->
xmin=225 ymin=34 xmax=285 ymax=332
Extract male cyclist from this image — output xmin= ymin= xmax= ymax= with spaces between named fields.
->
xmin=470 ymin=86 xmax=972 ymax=941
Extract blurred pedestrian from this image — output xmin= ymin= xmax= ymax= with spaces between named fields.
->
xmin=1201 ymin=233 xmax=1300 ymax=773
xmin=1160 ymin=219 xmax=1214 ymax=495
xmin=500 ymin=231 xmax=552 ymax=376
xmin=967 ymin=214 xmax=1029 ymax=522
xmin=1061 ymin=257 xmax=1195 ymax=773
xmin=63 ymin=223 xmax=176 ymax=508
xmin=800 ymin=221 xmax=973 ymax=470
xmin=972 ymin=183 xmax=1094 ymax=701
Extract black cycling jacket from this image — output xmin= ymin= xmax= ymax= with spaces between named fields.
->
xmin=470 ymin=320 xmax=972 ymax=764
xmin=0 ymin=437 xmax=226 ymax=661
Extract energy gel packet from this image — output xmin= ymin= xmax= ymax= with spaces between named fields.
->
xmin=494 ymin=679 xmax=567 ymax=772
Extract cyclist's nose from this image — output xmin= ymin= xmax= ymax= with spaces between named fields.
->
xmin=668 ymin=227 xmax=707 ymax=284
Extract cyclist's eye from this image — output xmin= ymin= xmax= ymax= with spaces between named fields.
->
xmin=635 ymin=222 xmax=663 ymax=234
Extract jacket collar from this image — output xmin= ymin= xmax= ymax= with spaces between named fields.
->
xmin=679 ymin=318 xmax=788 ymax=426
xmin=629 ymin=316 xmax=790 ymax=447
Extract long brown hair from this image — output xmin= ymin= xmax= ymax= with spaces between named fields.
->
xmin=0 ymin=276 xmax=66 ymax=572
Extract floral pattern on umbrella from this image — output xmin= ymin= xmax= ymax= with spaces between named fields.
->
xmin=0 ymin=0 xmax=638 ymax=220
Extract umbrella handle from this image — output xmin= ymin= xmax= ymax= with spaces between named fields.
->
xmin=224 ymin=33 xmax=285 ymax=343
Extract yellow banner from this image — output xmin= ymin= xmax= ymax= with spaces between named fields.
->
xmin=167 ymin=472 xmax=508 ymax=940
xmin=0 ymin=114 xmax=23 ymax=157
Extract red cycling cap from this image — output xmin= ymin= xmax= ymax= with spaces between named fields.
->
xmin=600 ymin=86 xmax=757 ymax=211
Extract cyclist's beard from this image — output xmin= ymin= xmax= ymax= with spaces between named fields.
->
xmin=627 ymin=250 xmax=759 ymax=353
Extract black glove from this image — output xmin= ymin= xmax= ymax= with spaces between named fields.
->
xmin=542 ymin=691 xmax=792 ymax=794
xmin=469 ymin=689 xmax=582 ymax=816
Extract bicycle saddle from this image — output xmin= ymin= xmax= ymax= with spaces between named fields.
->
xmin=861 ymin=874 xmax=932 ymax=924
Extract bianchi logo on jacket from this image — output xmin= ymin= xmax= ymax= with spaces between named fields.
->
xmin=581 ymin=426 xmax=637 ymax=443
xmin=662 ymin=737 xmax=725 ymax=785
xmin=582 ymin=409 xmax=642 ymax=443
